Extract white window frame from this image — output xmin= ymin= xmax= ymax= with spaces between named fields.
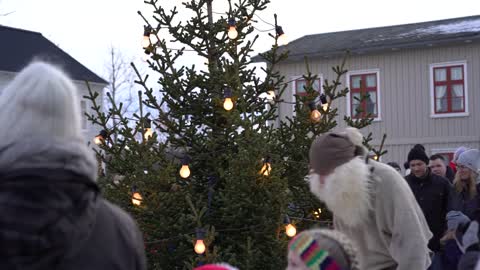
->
xmin=290 ymin=74 xmax=324 ymax=116
xmin=429 ymin=60 xmax=469 ymax=118
xmin=346 ymin=69 xmax=381 ymax=121
xmin=80 ymin=100 xmax=88 ymax=130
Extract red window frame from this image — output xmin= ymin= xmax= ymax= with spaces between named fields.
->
xmin=433 ymin=65 xmax=465 ymax=114
xmin=349 ymin=73 xmax=378 ymax=118
xmin=294 ymin=78 xmax=321 ymax=97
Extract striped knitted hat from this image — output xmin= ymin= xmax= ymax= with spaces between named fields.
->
xmin=288 ymin=229 xmax=359 ymax=270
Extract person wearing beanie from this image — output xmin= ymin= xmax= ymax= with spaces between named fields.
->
xmin=449 ymin=149 xmax=480 ymax=220
xmin=0 ymin=62 xmax=146 ymax=269
xmin=452 ymin=146 xmax=470 ymax=173
xmin=308 ymin=127 xmax=432 ymax=270
xmin=194 ymin=263 xmax=238 ymax=270
xmin=286 ymin=229 xmax=360 ymax=270
xmin=405 ymin=145 xmax=453 ymax=270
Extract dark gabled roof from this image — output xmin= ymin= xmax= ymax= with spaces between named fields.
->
xmin=0 ymin=25 xmax=107 ymax=84
xmin=253 ymin=15 xmax=480 ymax=63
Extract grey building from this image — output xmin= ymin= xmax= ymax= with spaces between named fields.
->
xmin=255 ymin=15 xmax=480 ymax=165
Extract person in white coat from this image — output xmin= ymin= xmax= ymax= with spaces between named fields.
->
xmin=308 ymin=127 xmax=432 ymax=270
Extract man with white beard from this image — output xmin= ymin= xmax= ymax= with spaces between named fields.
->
xmin=308 ymin=127 xmax=432 ymax=270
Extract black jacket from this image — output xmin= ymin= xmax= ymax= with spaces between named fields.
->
xmin=0 ymin=138 xmax=146 ymax=270
xmin=405 ymin=169 xmax=453 ymax=252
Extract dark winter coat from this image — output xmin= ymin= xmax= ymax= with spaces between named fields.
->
xmin=449 ymin=184 xmax=480 ymax=222
xmin=405 ymin=169 xmax=453 ymax=252
xmin=0 ymin=137 xmax=146 ymax=270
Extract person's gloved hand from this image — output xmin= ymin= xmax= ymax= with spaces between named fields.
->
xmin=446 ymin=211 xmax=471 ymax=231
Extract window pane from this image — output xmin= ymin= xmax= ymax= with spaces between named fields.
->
xmin=351 ymin=76 xmax=361 ymax=89
xmin=312 ymin=79 xmax=320 ymax=92
xmin=451 ymin=67 xmax=463 ymax=80
xmin=435 ymin=68 xmax=446 ymax=82
xmin=366 ymin=92 xmax=377 ymax=115
xmin=452 ymin=84 xmax=464 ymax=97
xmin=436 ymin=98 xmax=448 ymax=113
xmin=352 ymin=103 xmax=362 ymax=117
xmin=435 ymin=86 xmax=447 ymax=99
xmin=366 ymin=75 xmax=376 ymax=87
xmin=452 ymin=97 xmax=464 ymax=111
xmin=352 ymin=93 xmax=361 ymax=104
xmin=295 ymin=79 xmax=307 ymax=94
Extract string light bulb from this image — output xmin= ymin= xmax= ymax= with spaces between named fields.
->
xmin=309 ymin=102 xmax=321 ymax=122
xmin=179 ymin=156 xmax=191 ymax=178
xmin=223 ymin=88 xmax=234 ymax=111
xmin=284 ymin=215 xmax=297 ymax=237
xmin=267 ymin=90 xmax=276 ymax=102
xmin=149 ymin=32 xmax=158 ymax=45
xmin=131 ymin=186 xmax=143 ymax=206
xmin=313 ymin=208 xmax=322 ymax=219
xmin=144 ymin=118 xmax=153 ymax=140
xmin=259 ymin=156 xmax=272 ymax=176
xmin=194 ymin=228 xmax=206 ymax=254
xmin=320 ymin=93 xmax=329 ymax=111
xmin=142 ymin=26 xmax=151 ymax=49
xmin=227 ymin=18 xmax=238 ymax=40
xmin=276 ymin=26 xmax=288 ymax=46
xmin=94 ymin=130 xmax=108 ymax=145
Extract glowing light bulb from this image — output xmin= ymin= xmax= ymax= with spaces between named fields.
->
xmin=267 ymin=90 xmax=275 ymax=101
xmin=286 ymin=224 xmax=297 ymax=237
xmin=180 ymin=165 xmax=190 ymax=178
xmin=142 ymin=36 xmax=150 ymax=49
xmin=149 ymin=33 xmax=158 ymax=45
xmin=322 ymin=103 xmax=329 ymax=111
xmin=194 ymin=239 xmax=206 ymax=254
xmin=94 ymin=130 xmax=108 ymax=145
xmin=223 ymin=98 xmax=234 ymax=111
xmin=94 ymin=135 xmax=103 ymax=145
xmin=132 ymin=192 xmax=143 ymax=206
xmin=277 ymin=34 xmax=288 ymax=46
xmin=228 ymin=26 xmax=238 ymax=39
xmin=260 ymin=163 xmax=271 ymax=176
xmin=310 ymin=109 xmax=321 ymax=122
xmin=144 ymin=128 xmax=153 ymax=140
xmin=373 ymin=155 xmax=379 ymax=161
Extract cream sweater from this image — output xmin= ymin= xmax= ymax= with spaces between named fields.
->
xmin=334 ymin=161 xmax=433 ymax=270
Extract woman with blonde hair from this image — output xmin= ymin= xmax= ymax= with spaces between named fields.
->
xmin=450 ymin=149 xmax=480 ymax=220
xmin=0 ymin=62 xmax=146 ymax=269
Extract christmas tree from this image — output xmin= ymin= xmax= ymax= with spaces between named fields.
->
xmin=85 ymin=0 xmax=385 ymax=269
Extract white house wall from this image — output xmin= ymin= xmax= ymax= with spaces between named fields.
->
xmin=275 ymin=42 xmax=480 ymax=164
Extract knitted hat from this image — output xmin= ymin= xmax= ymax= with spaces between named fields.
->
xmin=309 ymin=127 xmax=366 ymax=175
xmin=407 ymin=147 xmax=429 ymax=165
xmin=194 ymin=263 xmax=238 ymax=270
xmin=457 ymin=149 xmax=480 ymax=174
xmin=453 ymin=146 xmax=469 ymax=163
xmin=288 ymin=229 xmax=360 ymax=270
xmin=446 ymin=211 xmax=470 ymax=231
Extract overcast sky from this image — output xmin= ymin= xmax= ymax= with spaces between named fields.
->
xmin=1 ymin=0 xmax=479 ymax=81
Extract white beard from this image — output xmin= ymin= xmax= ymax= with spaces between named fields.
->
xmin=309 ymin=157 xmax=373 ymax=227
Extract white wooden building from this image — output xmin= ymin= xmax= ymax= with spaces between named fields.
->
xmin=255 ymin=15 xmax=480 ymax=166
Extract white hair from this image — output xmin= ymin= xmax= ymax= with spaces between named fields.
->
xmin=0 ymin=61 xmax=83 ymax=144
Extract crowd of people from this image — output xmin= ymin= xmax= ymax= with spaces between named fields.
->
xmin=1 ymin=61 xmax=479 ymax=270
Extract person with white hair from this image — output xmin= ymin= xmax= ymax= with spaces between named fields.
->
xmin=308 ymin=127 xmax=432 ymax=270
xmin=0 ymin=62 xmax=146 ymax=269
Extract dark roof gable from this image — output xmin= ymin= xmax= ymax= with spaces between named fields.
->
xmin=0 ymin=25 xmax=107 ymax=84
xmin=253 ymin=15 xmax=480 ymax=63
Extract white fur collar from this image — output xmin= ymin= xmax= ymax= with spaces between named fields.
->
xmin=309 ymin=157 xmax=373 ymax=227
